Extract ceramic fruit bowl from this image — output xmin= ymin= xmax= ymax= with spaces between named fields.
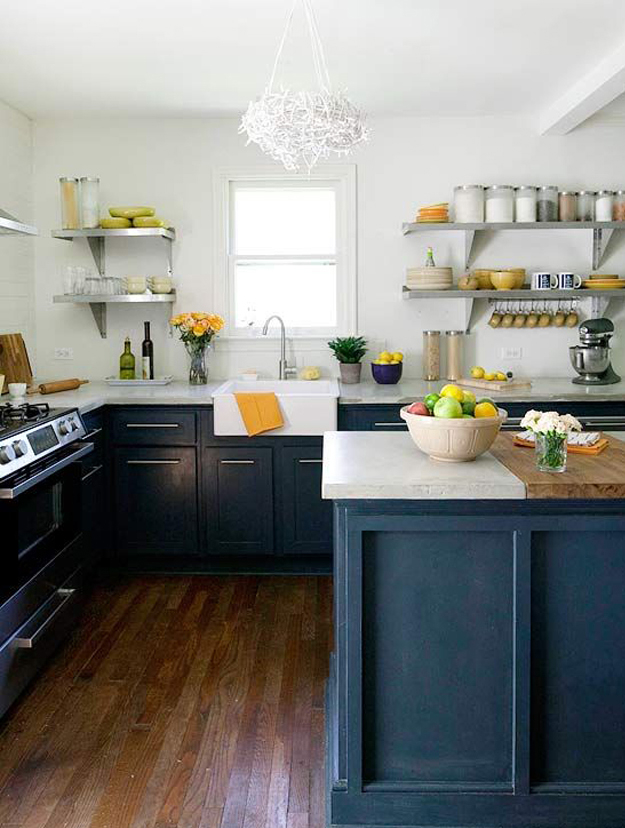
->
xmin=371 ymin=362 xmax=403 ymax=385
xmin=490 ymin=272 xmax=517 ymax=290
xmin=400 ymin=405 xmax=508 ymax=462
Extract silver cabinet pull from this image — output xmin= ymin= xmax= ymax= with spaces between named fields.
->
xmin=373 ymin=422 xmax=407 ymax=427
xmin=84 ymin=427 xmax=103 ymax=439
xmin=298 ymin=458 xmax=322 ymax=464
xmin=126 ymin=459 xmax=181 ymax=465
xmin=13 ymin=589 xmax=77 ymax=649
xmin=220 ymin=459 xmax=255 ymax=465
xmin=126 ymin=423 xmax=180 ymax=428
xmin=81 ymin=463 xmax=103 ymax=482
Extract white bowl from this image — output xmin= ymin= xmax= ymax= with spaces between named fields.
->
xmin=400 ymin=405 xmax=508 ymax=462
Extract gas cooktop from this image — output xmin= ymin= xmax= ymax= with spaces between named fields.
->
xmin=0 ymin=402 xmax=58 ymax=436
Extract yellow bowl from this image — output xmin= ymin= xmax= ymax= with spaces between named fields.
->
xmin=472 ymin=269 xmax=496 ymax=290
xmin=400 ymin=406 xmax=508 ymax=462
xmin=490 ymin=271 xmax=517 ymax=290
xmin=109 ymin=206 xmax=155 ymax=219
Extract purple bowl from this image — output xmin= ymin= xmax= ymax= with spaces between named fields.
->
xmin=371 ymin=361 xmax=403 ymax=385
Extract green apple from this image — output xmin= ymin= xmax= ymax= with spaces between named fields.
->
xmin=461 ymin=399 xmax=475 ymax=416
xmin=477 ymin=396 xmax=495 ymax=407
xmin=424 ymin=392 xmax=440 ymax=412
xmin=433 ymin=397 xmax=463 ymax=419
xmin=462 ymin=413 xmax=474 ymax=418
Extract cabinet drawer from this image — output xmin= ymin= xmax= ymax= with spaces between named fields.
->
xmin=339 ymin=404 xmax=407 ymax=431
xmin=111 ymin=409 xmax=197 ymax=445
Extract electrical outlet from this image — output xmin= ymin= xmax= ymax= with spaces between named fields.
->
xmin=54 ymin=347 xmax=73 ymax=360
xmin=501 ymin=347 xmax=522 ymax=360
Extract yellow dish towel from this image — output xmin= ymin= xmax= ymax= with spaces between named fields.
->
xmin=234 ymin=393 xmax=284 ymax=436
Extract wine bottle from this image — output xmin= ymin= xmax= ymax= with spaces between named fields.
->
xmin=142 ymin=321 xmax=154 ymax=380
xmin=119 ymin=336 xmax=136 ymax=380
xmin=425 ymin=246 xmax=436 ymax=267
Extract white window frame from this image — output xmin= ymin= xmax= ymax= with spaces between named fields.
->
xmin=213 ymin=165 xmax=357 ymax=339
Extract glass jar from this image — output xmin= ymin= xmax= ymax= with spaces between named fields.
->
xmin=422 ymin=331 xmax=440 ymax=381
xmin=445 ymin=331 xmax=463 ymax=380
xmin=535 ymin=432 xmax=567 ymax=473
xmin=558 ymin=190 xmax=576 ymax=222
xmin=485 ymin=185 xmax=514 ymax=222
xmin=59 ymin=177 xmax=80 ymax=229
xmin=595 ymin=190 xmax=614 ymax=222
xmin=577 ymin=190 xmax=595 ymax=221
xmin=614 ymin=190 xmax=625 ymax=221
xmin=453 ymin=185 xmax=484 ymax=223
xmin=514 ymin=186 xmax=537 ymax=222
xmin=536 ymin=186 xmax=558 ymax=221
xmin=80 ymin=177 xmax=100 ymax=228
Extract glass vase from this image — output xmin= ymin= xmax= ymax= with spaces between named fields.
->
xmin=185 ymin=341 xmax=210 ymax=385
xmin=535 ymin=432 xmax=567 ymax=473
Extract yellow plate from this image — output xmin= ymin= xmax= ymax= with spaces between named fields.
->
xmin=100 ymin=217 xmax=131 ymax=229
xmin=581 ymin=280 xmax=625 ymax=289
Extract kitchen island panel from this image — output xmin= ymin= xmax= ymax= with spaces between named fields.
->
xmin=362 ymin=529 xmax=514 ymax=786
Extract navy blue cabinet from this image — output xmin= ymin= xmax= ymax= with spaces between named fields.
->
xmin=281 ymin=446 xmax=332 ymax=555
xmin=202 ymin=447 xmax=274 ymax=555
xmin=80 ymin=409 xmax=107 ymax=563
xmin=113 ymin=446 xmax=199 ymax=555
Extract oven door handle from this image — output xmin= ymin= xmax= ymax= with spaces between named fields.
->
xmin=13 ymin=588 xmax=77 ymax=649
xmin=0 ymin=442 xmax=94 ymax=500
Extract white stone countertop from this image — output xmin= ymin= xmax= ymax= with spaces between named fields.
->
xmin=338 ymin=378 xmax=625 ymax=404
xmin=24 ymin=380 xmax=222 ymax=414
xmin=322 ymin=432 xmax=526 ymax=500
xmin=20 ymin=376 xmax=625 ymax=415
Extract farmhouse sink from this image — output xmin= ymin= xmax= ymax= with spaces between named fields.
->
xmin=212 ymin=379 xmax=339 ymax=436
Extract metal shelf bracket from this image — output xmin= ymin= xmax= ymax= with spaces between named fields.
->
xmin=164 ymin=237 xmax=173 ymax=277
xmin=89 ymin=303 xmax=107 ymax=338
xmin=592 ymin=227 xmax=615 ymax=270
xmin=590 ymin=295 xmax=611 ymax=319
xmin=464 ymin=230 xmax=477 ymax=269
xmin=87 ymin=237 xmax=105 ymax=276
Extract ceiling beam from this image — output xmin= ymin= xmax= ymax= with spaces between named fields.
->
xmin=539 ymin=40 xmax=625 ymax=135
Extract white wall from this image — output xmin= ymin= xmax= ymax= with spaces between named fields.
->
xmin=0 ymin=100 xmax=34 ymax=359
xmin=32 ymin=114 xmax=625 ymax=381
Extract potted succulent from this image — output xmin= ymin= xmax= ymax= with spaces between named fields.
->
xmin=328 ymin=335 xmax=368 ymax=384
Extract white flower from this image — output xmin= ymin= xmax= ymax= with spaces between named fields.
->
xmin=520 ymin=409 xmax=583 ymax=435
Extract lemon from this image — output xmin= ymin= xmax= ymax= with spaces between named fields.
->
xmin=474 ymin=401 xmax=498 ymax=418
xmin=392 ymin=351 xmax=404 ymax=362
xmin=461 ymin=390 xmax=476 ymax=404
xmin=440 ymin=384 xmax=464 ymax=403
xmin=379 ymin=351 xmax=392 ymax=361
xmin=470 ymin=366 xmax=485 ymax=379
xmin=389 ymin=360 xmax=400 ymax=364
xmin=378 ymin=358 xmax=391 ymax=364
xmin=483 ymin=372 xmax=495 ymax=381
xmin=495 ymin=371 xmax=507 ymax=381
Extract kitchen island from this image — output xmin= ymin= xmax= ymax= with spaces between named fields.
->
xmin=322 ymin=432 xmax=625 ymax=828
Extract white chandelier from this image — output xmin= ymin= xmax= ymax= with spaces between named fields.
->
xmin=239 ymin=0 xmax=369 ymax=172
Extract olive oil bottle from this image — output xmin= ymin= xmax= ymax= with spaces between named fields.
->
xmin=119 ymin=336 xmax=136 ymax=380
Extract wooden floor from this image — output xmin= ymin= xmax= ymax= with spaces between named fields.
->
xmin=0 ymin=574 xmax=333 ymax=828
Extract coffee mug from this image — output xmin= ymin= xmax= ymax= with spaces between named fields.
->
xmin=532 ymin=272 xmax=558 ymax=290
xmin=556 ymin=272 xmax=582 ymax=289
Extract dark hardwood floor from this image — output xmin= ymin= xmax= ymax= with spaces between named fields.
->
xmin=0 ymin=574 xmax=333 ymax=828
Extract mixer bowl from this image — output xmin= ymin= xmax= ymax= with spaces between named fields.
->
xmin=569 ymin=345 xmax=610 ymax=377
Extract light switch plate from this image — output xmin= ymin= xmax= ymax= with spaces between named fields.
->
xmin=501 ymin=347 xmax=522 ymax=360
xmin=54 ymin=347 xmax=73 ymax=360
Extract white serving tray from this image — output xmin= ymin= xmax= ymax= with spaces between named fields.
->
xmin=105 ymin=376 xmax=173 ymax=386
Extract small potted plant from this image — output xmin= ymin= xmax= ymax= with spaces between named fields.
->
xmin=328 ymin=335 xmax=367 ymax=384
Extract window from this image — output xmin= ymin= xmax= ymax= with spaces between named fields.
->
xmin=214 ymin=167 xmax=356 ymax=338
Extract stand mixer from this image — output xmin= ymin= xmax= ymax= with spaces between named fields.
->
xmin=569 ymin=318 xmax=621 ymax=385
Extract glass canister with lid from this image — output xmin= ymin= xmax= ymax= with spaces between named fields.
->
xmin=614 ymin=190 xmax=625 ymax=221
xmin=445 ymin=331 xmax=464 ymax=381
xmin=536 ymin=186 xmax=558 ymax=221
xmin=59 ymin=177 xmax=80 ymax=230
xmin=577 ymin=190 xmax=596 ymax=221
xmin=514 ymin=186 xmax=537 ymax=222
xmin=423 ymin=331 xmax=441 ymax=381
xmin=453 ymin=185 xmax=484 ymax=223
xmin=595 ymin=190 xmax=614 ymax=222
xmin=79 ymin=177 xmax=100 ymax=229
xmin=485 ymin=185 xmax=514 ymax=222
xmin=558 ymin=191 xmax=576 ymax=222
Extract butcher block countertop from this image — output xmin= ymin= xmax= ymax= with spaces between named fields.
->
xmin=491 ymin=432 xmax=625 ymax=499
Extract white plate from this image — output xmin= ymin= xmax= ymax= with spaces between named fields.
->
xmin=105 ymin=376 xmax=173 ymax=386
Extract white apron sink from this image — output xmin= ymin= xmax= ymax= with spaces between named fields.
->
xmin=212 ymin=379 xmax=339 ymax=436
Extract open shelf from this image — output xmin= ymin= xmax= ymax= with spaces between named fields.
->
xmin=51 ymin=226 xmax=175 ymax=277
xmin=53 ymin=292 xmax=176 ymax=338
xmin=401 ymin=220 xmax=625 ymax=270
xmin=0 ymin=208 xmax=37 ymax=236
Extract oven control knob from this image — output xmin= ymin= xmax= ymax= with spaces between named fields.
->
xmin=68 ymin=418 xmax=79 ymax=431
xmin=58 ymin=420 xmax=69 ymax=435
xmin=12 ymin=440 xmax=27 ymax=457
xmin=0 ymin=444 xmax=16 ymax=464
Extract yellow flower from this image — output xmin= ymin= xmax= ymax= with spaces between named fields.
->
xmin=193 ymin=325 xmax=205 ymax=336
xmin=169 ymin=315 xmax=182 ymax=326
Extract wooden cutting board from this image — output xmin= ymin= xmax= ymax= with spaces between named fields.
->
xmin=457 ymin=377 xmax=532 ymax=391
xmin=491 ymin=432 xmax=625 ymax=499
xmin=0 ymin=333 xmax=33 ymax=394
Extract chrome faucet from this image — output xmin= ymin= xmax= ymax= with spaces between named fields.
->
xmin=262 ymin=315 xmax=297 ymax=380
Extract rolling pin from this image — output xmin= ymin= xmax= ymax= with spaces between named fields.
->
xmin=34 ymin=379 xmax=89 ymax=395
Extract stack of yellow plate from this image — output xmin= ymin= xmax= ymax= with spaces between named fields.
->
xmin=406 ymin=267 xmax=453 ymax=290
xmin=415 ymin=203 xmax=449 ymax=223
xmin=582 ymin=275 xmax=625 ymax=289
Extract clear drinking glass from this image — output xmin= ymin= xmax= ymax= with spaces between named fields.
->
xmin=535 ymin=432 xmax=567 ymax=473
